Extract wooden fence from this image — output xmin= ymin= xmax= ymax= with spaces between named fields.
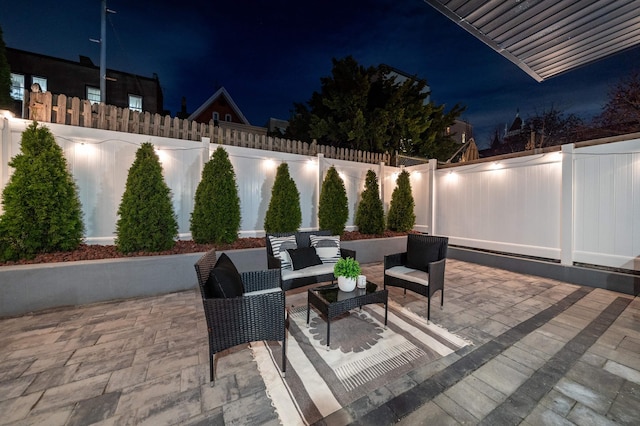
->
xmin=26 ymin=91 xmax=390 ymax=165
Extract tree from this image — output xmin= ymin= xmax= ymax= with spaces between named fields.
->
xmin=190 ymin=146 xmax=241 ymax=244
xmin=318 ymin=166 xmax=348 ymax=235
xmin=387 ymin=170 xmax=415 ymax=232
xmin=264 ymin=163 xmax=302 ymax=233
xmin=0 ymin=122 xmax=84 ymax=261
xmin=525 ymin=106 xmax=582 ymax=147
xmin=286 ymin=56 xmax=465 ymax=161
xmin=115 ymin=142 xmax=177 ymax=253
xmin=0 ymin=26 xmax=12 ymax=109
xmin=594 ymin=70 xmax=640 ymax=134
xmin=355 ymin=169 xmax=385 ymax=235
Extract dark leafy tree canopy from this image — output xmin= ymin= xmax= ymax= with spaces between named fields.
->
xmin=190 ymin=146 xmax=241 ymax=244
xmin=0 ymin=26 xmax=12 ymax=109
xmin=0 ymin=122 xmax=84 ymax=261
xmin=355 ymin=169 xmax=385 ymax=235
xmin=264 ymin=162 xmax=302 ymax=233
xmin=115 ymin=142 xmax=178 ymax=253
xmin=594 ymin=70 xmax=640 ymax=134
xmin=318 ymin=166 xmax=349 ymax=235
xmin=286 ymin=56 xmax=465 ymax=161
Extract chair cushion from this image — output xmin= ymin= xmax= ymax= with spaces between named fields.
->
xmin=309 ymin=234 xmax=341 ymax=263
xmin=385 ymin=265 xmax=429 ymax=286
xmin=287 ymin=247 xmax=323 ymax=270
xmin=269 ymin=235 xmax=297 ymax=270
xmin=406 ymin=238 xmax=441 ymax=271
xmin=205 ymin=253 xmax=244 ymax=298
xmin=281 ymin=263 xmax=335 ymax=281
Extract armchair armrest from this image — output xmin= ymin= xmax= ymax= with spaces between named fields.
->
xmin=427 ymin=258 xmax=446 ymax=293
xmin=340 ymin=248 xmax=356 ymax=260
xmin=267 ymin=254 xmax=282 ymax=270
xmin=241 ymin=269 xmax=282 ymax=293
xmin=384 ymin=252 xmax=407 ymax=270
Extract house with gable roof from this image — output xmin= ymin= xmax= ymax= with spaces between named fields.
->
xmin=188 ymin=86 xmax=267 ymax=135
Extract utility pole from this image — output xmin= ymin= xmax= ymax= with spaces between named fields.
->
xmin=100 ymin=0 xmax=106 ymax=103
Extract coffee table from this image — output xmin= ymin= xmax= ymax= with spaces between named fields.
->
xmin=307 ymin=281 xmax=388 ymax=347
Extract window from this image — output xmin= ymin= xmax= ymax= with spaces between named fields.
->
xmin=87 ymin=87 xmax=101 ymax=104
xmin=32 ymin=76 xmax=47 ymax=92
xmin=129 ymin=95 xmax=142 ymax=112
xmin=10 ymin=73 xmax=25 ymax=100
xmin=225 ymin=114 xmax=232 ymax=122
xmin=212 ymin=112 xmax=219 ymax=121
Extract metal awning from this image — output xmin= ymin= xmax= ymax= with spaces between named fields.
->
xmin=423 ymin=0 xmax=640 ymax=82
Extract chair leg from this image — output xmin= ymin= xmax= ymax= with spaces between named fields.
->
xmin=282 ymin=309 xmax=288 ymax=376
xmin=441 ymin=288 xmax=444 ymax=309
xmin=210 ymin=352 xmax=215 ymax=387
xmin=427 ymin=294 xmax=431 ymax=324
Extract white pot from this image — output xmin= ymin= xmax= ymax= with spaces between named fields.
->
xmin=337 ymin=276 xmax=356 ymax=292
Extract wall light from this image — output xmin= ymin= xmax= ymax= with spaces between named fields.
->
xmin=263 ymin=158 xmax=276 ymax=170
xmin=0 ymin=109 xmax=15 ymax=120
xmin=490 ymin=161 xmax=503 ymax=170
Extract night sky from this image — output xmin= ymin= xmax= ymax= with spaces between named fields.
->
xmin=3 ymin=0 xmax=640 ymax=148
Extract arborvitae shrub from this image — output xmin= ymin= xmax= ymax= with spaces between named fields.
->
xmin=387 ymin=170 xmax=415 ymax=232
xmin=0 ymin=122 xmax=84 ymax=261
xmin=318 ymin=166 xmax=348 ymax=235
xmin=115 ymin=142 xmax=178 ymax=253
xmin=264 ymin=163 xmax=302 ymax=233
xmin=355 ymin=169 xmax=385 ymax=234
xmin=190 ymin=147 xmax=241 ymax=244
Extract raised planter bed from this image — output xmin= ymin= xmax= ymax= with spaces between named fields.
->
xmin=0 ymin=236 xmax=407 ymax=318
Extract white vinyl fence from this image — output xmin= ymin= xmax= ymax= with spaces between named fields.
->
xmin=1 ymin=116 xmax=638 ymax=272
xmin=429 ymin=138 xmax=640 ymax=271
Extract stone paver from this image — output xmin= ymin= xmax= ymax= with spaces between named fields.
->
xmin=0 ymin=259 xmax=637 ymax=425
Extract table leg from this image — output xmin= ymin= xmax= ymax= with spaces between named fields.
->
xmin=326 ymin=318 xmax=331 ymax=349
xmin=306 ymin=302 xmax=310 ymax=327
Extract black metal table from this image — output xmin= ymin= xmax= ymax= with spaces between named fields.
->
xmin=307 ymin=281 xmax=388 ymax=347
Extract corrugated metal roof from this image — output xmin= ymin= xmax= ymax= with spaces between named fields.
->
xmin=423 ymin=0 xmax=640 ymax=81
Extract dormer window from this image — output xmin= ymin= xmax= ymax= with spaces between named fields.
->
xmin=225 ymin=114 xmax=232 ymax=122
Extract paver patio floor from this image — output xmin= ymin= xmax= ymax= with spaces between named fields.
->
xmin=0 ymin=259 xmax=638 ymax=425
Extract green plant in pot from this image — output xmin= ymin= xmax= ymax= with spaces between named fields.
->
xmin=333 ymin=257 xmax=361 ymax=292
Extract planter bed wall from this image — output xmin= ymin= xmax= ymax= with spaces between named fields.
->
xmin=0 ymin=237 xmax=407 ymax=318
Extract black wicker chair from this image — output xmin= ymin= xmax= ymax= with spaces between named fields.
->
xmin=384 ymin=234 xmax=448 ymax=322
xmin=195 ymin=249 xmax=286 ymax=386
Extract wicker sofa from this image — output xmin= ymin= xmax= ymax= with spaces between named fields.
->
xmin=266 ymin=230 xmax=356 ymax=291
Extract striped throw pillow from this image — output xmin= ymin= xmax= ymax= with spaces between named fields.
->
xmin=269 ymin=235 xmax=297 ymax=270
xmin=309 ymin=234 xmax=341 ymax=263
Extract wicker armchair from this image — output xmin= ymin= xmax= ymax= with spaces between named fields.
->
xmin=384 ymin=234 xmax=448 ymax=322
xmin=195 ymin=249 xmax=286 ymax=385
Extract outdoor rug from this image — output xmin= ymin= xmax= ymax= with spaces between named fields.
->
xmin=252 ymin=291 xmax=470 ymax=425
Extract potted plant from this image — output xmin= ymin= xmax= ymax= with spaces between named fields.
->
xmin=333 ymin=257 xmax=361 ymax=292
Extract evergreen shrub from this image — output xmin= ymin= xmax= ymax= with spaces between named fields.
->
xmin=190 ymin=147 xmax=241 ymax=244
xmin=355 ymin=169 xmax=385 ymax=234
xmin=115 ymin=142 xmax=178 ymax=253
xmin=387 ymin=170 xmax=415 ymax=232
xmin=264 ymin=163 xmax=302 ymax=233
xmin=318 ymin=166 xmax=348 ymax=235
xmin=0 ymin=122 xmax=84 ymax=261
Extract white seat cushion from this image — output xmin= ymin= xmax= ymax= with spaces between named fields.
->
xmin=385 ymin=266 xmax=429 ymax=286
xmin=244 ymin=287 xmax=281 ymax=297
xmin=281 ymin=263 xmax=335 ymax=281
